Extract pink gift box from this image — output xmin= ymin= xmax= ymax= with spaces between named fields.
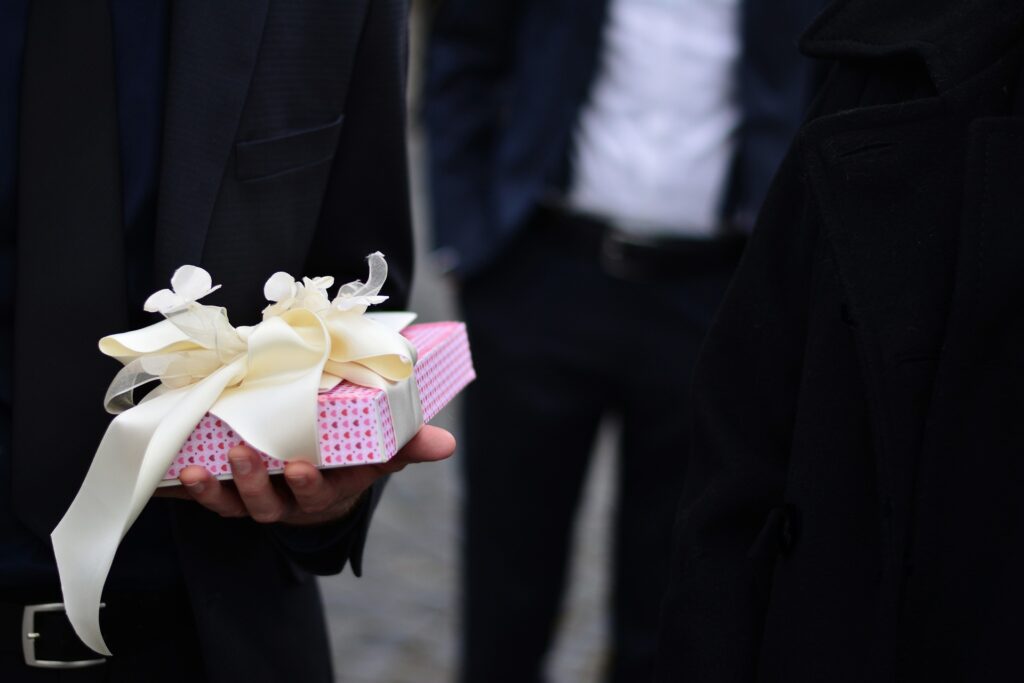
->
xmin=159 ymin=322 xmax=474 ymax=485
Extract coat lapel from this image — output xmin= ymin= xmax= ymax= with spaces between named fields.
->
xmin=802 ymin=48 xmax=1017 ymax=539
xmin=154 ymin=0 xmax=269 ymax=281
xmin=802 ymin=98 xmax=962 ymax=550
xmin=801 ymin=50 xmax=1020 ymax=665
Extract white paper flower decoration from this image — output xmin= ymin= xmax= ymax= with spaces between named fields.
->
xmin=299 ymin=276 xmax=335 ymax=311
xmin=262 ymin=273 xmax=337 ymax=317
xmin=262 ymin=272 xmax=301 ymax=317
xmin=262 ymin=254 xmax=392 ymax=317
xmin=144 ymin=265 xmax=221 ymax=314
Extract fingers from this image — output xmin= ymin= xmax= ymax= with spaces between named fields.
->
xmin=166 ymin=428 xmax=456 ymax=524
xmin=389 ymin=425 xmax=456 ymax=467
xmin=177 ymin=466 xmax=248 ymax=517
xmin=411 ymin=425 xmax=457 ymax=462
xmin=283 ymin=461 xmax=338 ymax=515
xmin=228 ymin=444 xmax=292 ymax=523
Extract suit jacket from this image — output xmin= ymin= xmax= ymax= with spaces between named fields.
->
xmin=656 ymin=1 xmax=1024 ymax=681
xmin=15 ymin=1 xmax=413 ymax=681
xmin=423 ymin=0 xmax=829 ymax=278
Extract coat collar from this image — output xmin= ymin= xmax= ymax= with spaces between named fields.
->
xmin=153 ymin=0 xmax=269 ymax=282
xmin=801 ymin=0 xmax=1024 ymax=91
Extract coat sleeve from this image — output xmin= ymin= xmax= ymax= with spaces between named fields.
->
xmin=272 ymin=0 xmax=412 ymax=577
xmin=422 ymin=0 xmax=526 ymax=270
xmin=654 ymin=136 xmax=821 ymax=681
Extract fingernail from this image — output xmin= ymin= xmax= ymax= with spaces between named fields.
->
xmin=231 ymin=457 xmax=252 ymax=476
xmin=289 ymin=475 xmax=309 ymax=488
xmin=184 ymin=481 xmax=205 ymax=495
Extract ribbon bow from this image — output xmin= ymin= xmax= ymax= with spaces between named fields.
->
xmin=51 ymin=253 xmax=420 ymax=655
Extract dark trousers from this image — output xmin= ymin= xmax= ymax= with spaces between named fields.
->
xmin=457 ymin=211 xmax=741 ymax=683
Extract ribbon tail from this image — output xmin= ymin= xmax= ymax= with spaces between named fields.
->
xmin=51 ymin=358 xmax=246 ymax=655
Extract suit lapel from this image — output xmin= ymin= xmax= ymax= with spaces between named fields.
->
xmin=154 ymin=0 xmax=269 ymax=281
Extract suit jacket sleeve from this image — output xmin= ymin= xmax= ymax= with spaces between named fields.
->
xmin=269 ymin=0 xmax=413 ymax=577
xmin=422 ymin=0 xmax=525 ymax=267
xmin=270 ymin=478 xmax=388 ymax=577
xmin=655 ymin=136 xmax=820 ymax=680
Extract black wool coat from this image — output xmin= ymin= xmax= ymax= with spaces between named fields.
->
xmin=656 ymin=1 xmax=1024 ymax=681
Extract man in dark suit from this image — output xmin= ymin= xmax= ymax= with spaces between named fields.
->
xmin=424 ymin=1 xmax=825 ymax=681
xmin=656 ymin=0 xmax=1024 ymax=681
xmin=1 ymin=1 xmax=453 ymax=680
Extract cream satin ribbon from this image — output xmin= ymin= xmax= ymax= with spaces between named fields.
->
xmin=51 ymin=254 xmax=421 ymax=655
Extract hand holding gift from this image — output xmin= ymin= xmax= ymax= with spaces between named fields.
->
xmin=51 ymin=253 xmax=472 ymax=656
xmin=156 ymin=426 xmax=455 ymax=525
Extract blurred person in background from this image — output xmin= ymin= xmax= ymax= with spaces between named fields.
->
xmin=425 ymin=0 xmax=826 ymax=681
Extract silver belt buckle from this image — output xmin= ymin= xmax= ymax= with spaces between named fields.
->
xmin=22 ymin=602 xmax=107 ymax=669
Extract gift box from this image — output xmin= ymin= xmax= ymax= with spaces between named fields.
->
xmin=161 ymin=321 xmax=474 ymax=484
xmin=53 ymin=254 xmax=474 ymax=657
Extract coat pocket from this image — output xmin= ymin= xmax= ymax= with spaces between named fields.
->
xmin=235 ymin=114 xmax=344 ymax=182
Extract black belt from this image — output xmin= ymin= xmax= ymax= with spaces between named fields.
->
xmin=535 ymin=206 xmax=747 ymax=281
xmin=0 ymin=589 xmax=189 ymax=670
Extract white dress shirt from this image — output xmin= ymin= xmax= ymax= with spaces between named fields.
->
xmin=568 ymin=0 xmax=741 ymax=238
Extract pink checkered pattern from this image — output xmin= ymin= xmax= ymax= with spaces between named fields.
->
xmin=161 ymin=322 xmax=475 ymax=484
xmin=408 ymin=323 xmax=476 ymax=422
